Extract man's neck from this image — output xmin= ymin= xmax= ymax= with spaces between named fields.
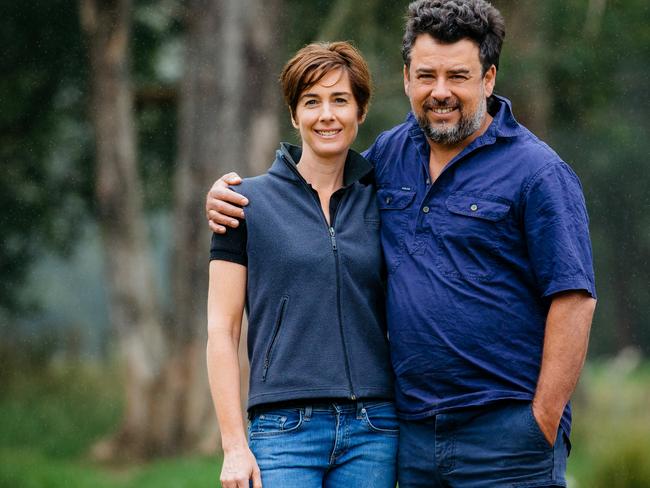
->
xmin=428 ymin=112 xmax=493 ymax=182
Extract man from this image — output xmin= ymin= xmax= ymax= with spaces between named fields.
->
xmin=206 ymin=1 xmax=597 ymax=486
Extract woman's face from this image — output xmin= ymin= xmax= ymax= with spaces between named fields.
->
xmin=292 ymin=68 xmax=365 ymax=161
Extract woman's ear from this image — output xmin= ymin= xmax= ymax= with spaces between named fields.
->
xmin=291 ymin=113 xmax=299 ymax=129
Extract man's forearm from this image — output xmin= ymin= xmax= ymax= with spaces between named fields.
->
xmin=533 ymin=291 xmax=596 ymax=442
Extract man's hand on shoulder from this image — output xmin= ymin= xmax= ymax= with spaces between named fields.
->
xmin=206 ymin=172 xmax=248 ymax=234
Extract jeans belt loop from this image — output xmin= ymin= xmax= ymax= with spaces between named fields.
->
xmin=356 ymin=400 xmax=365 ymax=419
xmin=304 ymin=405 xmax=312 ymax=421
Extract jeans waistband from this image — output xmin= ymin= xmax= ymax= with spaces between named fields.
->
xmin=250 ymin=399 xmax=393 ymax=420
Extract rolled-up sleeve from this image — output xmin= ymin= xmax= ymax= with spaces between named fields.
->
xmin=523 ymin=161 xmax=596 ymax=299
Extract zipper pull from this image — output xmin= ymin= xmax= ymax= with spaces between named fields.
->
xmin=329 ymin=227 xmax=337 ymax=250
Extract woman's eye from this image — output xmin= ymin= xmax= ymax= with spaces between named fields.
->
xmin=335 ymin=98 xmax=348 ymax=104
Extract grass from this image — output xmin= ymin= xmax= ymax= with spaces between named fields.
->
xmin=0 ymin=360 xmax=223 ymax=487
xmin=567 ymin=351 xmax=650 ymax=487
xmin=2 ymin=353 xmax=649 ymax=487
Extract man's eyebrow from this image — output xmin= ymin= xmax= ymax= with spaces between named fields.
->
xmin=415 ymin=67 xmax=434 ymax=75
xmin=448 ymin=68 xmax=471 ymax=75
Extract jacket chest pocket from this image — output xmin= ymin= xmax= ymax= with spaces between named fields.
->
xmin=435 ymin=192 xmax=512 ymax=281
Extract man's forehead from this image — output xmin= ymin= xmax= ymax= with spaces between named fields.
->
xmin=410 ymin=34 xmax=481 ymax=66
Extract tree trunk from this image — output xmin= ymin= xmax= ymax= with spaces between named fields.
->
xmin=80 ymin=0 xmax=168 ymax=460
xmin=494 ymin=0 xmax=551 ymax=137
xmin=161 ymin=0 xmax=283 ymax=454
xmin=81 ymin=0 xmax=282 ymax=460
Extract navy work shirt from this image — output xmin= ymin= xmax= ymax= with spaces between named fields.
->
xmin=363 ymin=95 xmax=596 ymax=438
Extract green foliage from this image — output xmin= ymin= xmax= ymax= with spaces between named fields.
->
xmin=568 ymin=355 xmax=650 ymax=487
xmin=0 ymin=0 xmax=179 ymax=317
xmin=0 ymin=362 xmax=222 ymax=487
xmin=4 ymin=359 xmax=650 ymax=486
xmin=0 ymin=0 xmax=90 ymax=314
xmin=541 ymin=0 xmax=650 ymax=355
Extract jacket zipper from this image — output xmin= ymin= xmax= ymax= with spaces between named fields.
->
xmin=262 ymin=296 xmax=288 ymax=382
xmin=280 ymin=153 xmax=357 ymax=400
xmin=303 ymin=184 xmax=357 ymax=400
xmin=328 ymin=223 xmax=357 ymax=400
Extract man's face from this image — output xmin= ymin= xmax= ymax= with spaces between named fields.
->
xmin=404 ymin=35 xmax=496 ymax=146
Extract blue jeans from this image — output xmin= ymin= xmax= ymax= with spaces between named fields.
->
xmin=248 ymin=400 xmax=398 ymax=488
xmin=398 ymin=401 xmax=569 ymax=487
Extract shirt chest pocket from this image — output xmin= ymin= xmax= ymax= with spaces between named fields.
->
xmin=435 ymin=192 xmax=512 ymax=281
xmin=377 ymin=188 xmax=417 ymax=273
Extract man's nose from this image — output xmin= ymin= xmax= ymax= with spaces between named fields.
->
xmin=430 ymin=78 xmax=451 ymax=100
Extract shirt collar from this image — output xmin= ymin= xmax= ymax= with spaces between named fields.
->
xmin=272 ymin=142 xmax=374 ymax=187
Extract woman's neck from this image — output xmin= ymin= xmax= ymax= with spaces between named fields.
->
xmin=296 ymin=148 xmax=347 ymax=195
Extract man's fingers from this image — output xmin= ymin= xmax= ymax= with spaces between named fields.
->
xmin=207 ymin=207 xmax=241 ymax=227
xmin=207 ymin=199 xmax=245 ymax=221
xmin=209 ymin=220 xmax=226 ymax=234
xmin=221 ymin=172 xmax=243 ymax=185
xmin=252 ymin=467 xmax=262 ymax=488
xmin=209 ymin=187 xmax=248 ymax=207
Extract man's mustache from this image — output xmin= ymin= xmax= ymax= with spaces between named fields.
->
xmin=423 ymin=99 xmax=460 ymax=110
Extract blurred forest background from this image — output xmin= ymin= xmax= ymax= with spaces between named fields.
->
xmin=1 ymin=0 xmax=649 ymax=486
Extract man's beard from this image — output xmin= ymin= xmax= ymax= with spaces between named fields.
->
xmin=417 ymin=94 xmax=487 ymax=146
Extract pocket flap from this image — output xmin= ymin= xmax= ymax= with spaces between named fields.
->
xmin=377 ymin=188 xmax=416 ymax=210
xmin=446 ymin=193 xmax=511 ymax=221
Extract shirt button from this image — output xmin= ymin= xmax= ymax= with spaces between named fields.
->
xmin=426 ymin=178 xmax=431 ymax=185
xmin=423 ymin=206 xmax=430 ymax=213
xmin=470 ymin=204 xmax=478 ymax=211
xmin=385 ymin=196 xmax=392 ymax=204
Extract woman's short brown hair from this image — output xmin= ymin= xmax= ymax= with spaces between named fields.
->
xmin=280 ymin=41 xmax=372 ymax=120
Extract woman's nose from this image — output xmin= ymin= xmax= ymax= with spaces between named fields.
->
xmin=319 ymin=102 xmax=335 ymax=121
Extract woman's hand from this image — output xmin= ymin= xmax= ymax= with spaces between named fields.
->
xmin=205 ymin=172 xmax=248 ymax=234
xmin=220 ymin=445 xmax=262 ymax=488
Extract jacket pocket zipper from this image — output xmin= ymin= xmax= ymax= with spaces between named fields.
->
xmin=262 ymin=296 xmax=288 ymax=382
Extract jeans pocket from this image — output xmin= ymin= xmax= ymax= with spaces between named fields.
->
xmin=249 ymin=408 xmax=303 ymax=438
xmin=362 ymin=401 xmax=400 ymax=435
xmin=526 ymin=403 xmax=554 ymax=450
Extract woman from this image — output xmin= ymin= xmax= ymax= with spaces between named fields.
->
xmin=207 ymin=42 xmax=397 ymax=488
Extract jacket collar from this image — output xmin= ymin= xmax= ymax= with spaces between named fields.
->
xmin=270 ymin=142 xmax=374 ymax=187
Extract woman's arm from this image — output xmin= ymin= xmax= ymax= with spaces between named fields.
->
xmin=206 ymin=260 xmax=261 ymax=488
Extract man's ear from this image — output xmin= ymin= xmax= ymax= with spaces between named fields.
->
xmin=483 ymin=65 xmax=497 ymax=97
xmin=403 ymin=64 xmax=410 ymax=97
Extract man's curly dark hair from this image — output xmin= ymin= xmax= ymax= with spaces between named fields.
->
xmin=401 ymin=0 xmax=505 ymax=74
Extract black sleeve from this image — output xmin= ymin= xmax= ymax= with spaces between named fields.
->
xmin=209 ymin=218 xmax=247 ymax=266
